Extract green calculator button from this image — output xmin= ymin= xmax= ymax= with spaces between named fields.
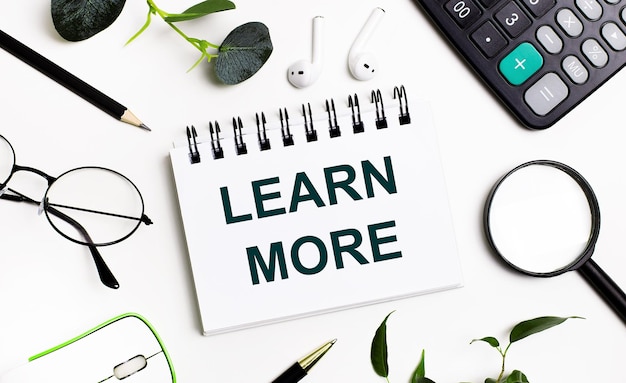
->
xmin=499 ymin=43 xmax=543 ymax=86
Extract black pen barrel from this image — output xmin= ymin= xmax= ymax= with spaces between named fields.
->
xmin=271 ymin=362 xmax=306 ymax=383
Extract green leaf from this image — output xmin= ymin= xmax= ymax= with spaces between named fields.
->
xmin=371 ymin=312 xmax=394 ymax=378
xmin=214 ymin=22 xmax=273 ymax=84
xmin=411 ymin=350 xmax=426 ymax=383
xmin=505 ymin=370 xmax=529 ymax=383
xmin=509 ymin=316 xmax=582 ymax=343
xmin=470 ymin=336 xmax=500 ymax=348
xmin=51 ymin=0 xmax=126 ymax=41
xmin=485 ymin=379 xmax=497 ymax=383
xmin=164 ymin=0 xmax=236 ymax=22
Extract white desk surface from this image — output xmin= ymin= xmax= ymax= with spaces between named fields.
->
xmin=0 ymin=1 xmax=624 ymax=381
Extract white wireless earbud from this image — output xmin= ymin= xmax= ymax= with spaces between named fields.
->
xmin=349 ymin=7 xmax=385 ymax=81
xmin=288 ymin=16 xmax=324 ymax=88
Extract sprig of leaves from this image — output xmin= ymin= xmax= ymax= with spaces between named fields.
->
xmin=50 ymin=0 xmax=273 ymax=84
xmin=370 ymin=312 xmax=582 ymax=383
xmin=472 ymin=315 xmax=584 ymax=383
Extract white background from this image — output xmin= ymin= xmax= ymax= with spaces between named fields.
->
xmin=0 ymin=0 xmax=624 ymax=382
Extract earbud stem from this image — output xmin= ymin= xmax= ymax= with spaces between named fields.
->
xmin=349 ymin=7 xmax=385 ymax=62
xmin=311 ymin=16 xmax=324 ymax=65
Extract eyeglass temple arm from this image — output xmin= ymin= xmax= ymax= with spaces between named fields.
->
xmin=0 ymin=193 xmax=24 ymax=202
xmin=1 ymin=191 xmax=120 ymax=289
xmin=86 ymin=245 xmax=120 ymax=289
xmin=45 ymin=205 xmax=120 ymax=289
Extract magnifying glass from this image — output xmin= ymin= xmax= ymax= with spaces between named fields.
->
xmin=484 ymin=160 xmax=626 ymax=324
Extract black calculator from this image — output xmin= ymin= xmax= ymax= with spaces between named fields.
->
xmin=416 ymin=0 xmax=626 ymax=129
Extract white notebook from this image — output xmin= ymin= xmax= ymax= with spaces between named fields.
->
xmin=169 ymin=85 xmax=462 ymax=335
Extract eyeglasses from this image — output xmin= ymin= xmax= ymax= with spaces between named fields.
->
xmin=0 ymin=135 xmax=152 ymax=289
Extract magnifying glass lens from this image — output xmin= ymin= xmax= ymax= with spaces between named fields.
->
xmin=487 ymin=164 xmax=594 ymax=274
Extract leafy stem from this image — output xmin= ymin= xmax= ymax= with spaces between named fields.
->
xmin=52 ymin=0 xmax=273 ymax=84
xmin=128 ymin=0 xmax=220 ymax=68
xmin=125 ymin=7 xmax=152 ymax=46
xmin=495 ymin=343 xmax=512 ymax=383
xmin=371 ymin=312 xmax=582 ymax=383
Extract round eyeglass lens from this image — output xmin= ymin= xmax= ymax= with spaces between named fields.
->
xmin=44 ymin=167 xmax=145 ymax=246
xmin=487 ymin=163 xmax=594 ymax=274
xmin=0 ymin=136 xmax=15 ymax=186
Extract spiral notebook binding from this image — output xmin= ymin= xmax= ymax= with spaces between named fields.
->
xmin=256 ymin=112 xmax=271 ymax=151
xmin=187 ymin=125 xmax=200 ymax=164
xmin=280 ymin=107 xmax=294 ymax=147
xmin=394 ymin=85 xmax=411 ymax=125
xmin=371 ymin=89 xmax=388 ymax=130
xmin=302 ymin=103 xmax=318 ymax=142
xmin=348 ymin=94 xmax=364 ymax=134
xmin=326 ymin=99 xmax=341 ymax=138
xmin=183 ymin=86 xmax=411 ymax=164
xmin=209 ymin=121 xmax=224 ymax=159
xmin=233 ymin=117 xmax=247 ymax=155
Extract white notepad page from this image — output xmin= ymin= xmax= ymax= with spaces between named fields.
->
xmin=170 ymin=87 xmax=463 ymax=335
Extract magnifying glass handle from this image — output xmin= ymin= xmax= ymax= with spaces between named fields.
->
xmin=579 ymin=258 xmax=626 ymax=324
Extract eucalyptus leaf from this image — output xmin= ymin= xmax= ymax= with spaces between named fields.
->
xmin=371 ymin=312 xmax=394 ymax=378
xmin=51 ymin=0 xmax=126 ymax=41
xmin=214 ymin=22 xmax=273 ymax=84
xmin=509 ymin=316 xmax=582 ymax=343
xmin=505 ymin=370 xmax=529 ymax=383
xmin=470 ymin=336 xmax=500 ymax=348
xmin=164 ymin=0 xmax=236 ymax=22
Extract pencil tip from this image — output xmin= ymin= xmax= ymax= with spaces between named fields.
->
xmin=120 ymin=109 xmax=151 ymax=131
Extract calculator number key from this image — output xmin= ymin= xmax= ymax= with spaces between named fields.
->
xmin=471 ymin=21 xmax=508 ymax=57
xmin=495 ymin=2 xmax=532 ymax=38
xmin=445 ymin=0 xmax=482 ymax=28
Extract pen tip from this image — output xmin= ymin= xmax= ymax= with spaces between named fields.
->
xmin=298 ymin=338 xmax=337 ymax=372
xmin=139 ymin=123 xmax=151 ymax=131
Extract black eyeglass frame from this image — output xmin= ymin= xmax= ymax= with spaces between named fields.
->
xmin=0 ymin=135 xmax=152 ymax=289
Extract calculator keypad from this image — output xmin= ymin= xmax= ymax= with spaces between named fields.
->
xmin=417 ymin=0 xmax=626 ymax=129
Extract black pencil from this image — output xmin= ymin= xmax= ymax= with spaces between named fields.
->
xmin=0 ymin=29 xmax=150 ymax=131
